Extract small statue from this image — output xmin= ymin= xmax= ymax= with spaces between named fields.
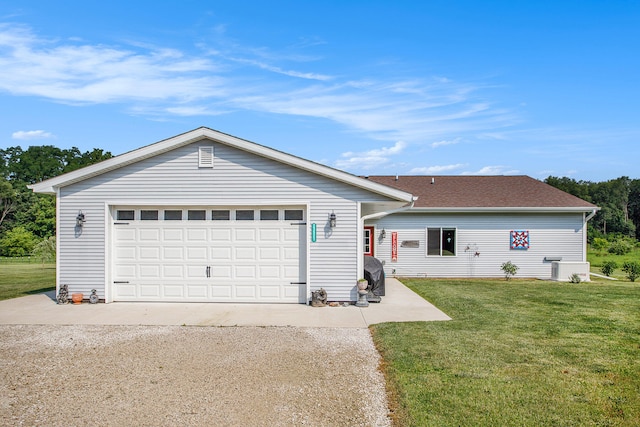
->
xmin=89 ymin=289 xmax=99 ymax=304
xmin=56 ymin=284 xmax=69 ymax=304
xmin=311 ymin=288 xmax=328 ymax=307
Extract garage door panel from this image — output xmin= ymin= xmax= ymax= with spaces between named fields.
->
xmin=113 ymin=206 xmax=305 ymax=303
xmin=163 ymin=247 xmax=184 ymax=260
xmin=187 ymin=247 xmax=207 ymax=260
xmin=163 ymin=265 xmax=184 ymax=278
xmin=163 ymin=229 xmax=183 ymax=241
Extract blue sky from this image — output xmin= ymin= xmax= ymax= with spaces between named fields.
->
xmin=1 ymin=1 xmax=638 ymax=181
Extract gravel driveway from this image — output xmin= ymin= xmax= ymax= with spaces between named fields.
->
xmin=0 ymin=325 xmax=390 ymax=426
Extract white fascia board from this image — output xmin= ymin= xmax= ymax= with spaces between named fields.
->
xmin=28 ymin=127 xmax=414 ymax=203
xmin=408 ymin=206 xmax=600 ymax=213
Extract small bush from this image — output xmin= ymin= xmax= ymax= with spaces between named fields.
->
xmin=621 ymin=261 xmax=640 ymax=282
xmin=500 ymin=261 xmax=519 ymax=281
xmin=569 ymin=273 xmax=582 ymax=283
xmin=591 ymin=237 xmax=609 ymax=252
xmin=608 ymin=240 xmax=632 ymax=255
xmin=600 ymin=260 xmax=618 ymax=277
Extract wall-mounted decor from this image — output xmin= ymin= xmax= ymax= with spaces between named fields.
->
xmin=391 ymin=232 xmax=398 ymax=261
xmin=401 ymin=240 xmax=420 ymax=248
xmin=510 ymin=230 xmax=530 ymax=250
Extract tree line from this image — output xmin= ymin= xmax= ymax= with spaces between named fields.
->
xmin=544 ymin=176 xmax=640 ymax=241
xmin=0 ymin=145 xmax=112 ymax=257
xmin=0 ymin=144 xmax=638 ymax=257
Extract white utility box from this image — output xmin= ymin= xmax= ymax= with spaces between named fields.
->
xmin=551 ymin=261 xmax=590 ymax=282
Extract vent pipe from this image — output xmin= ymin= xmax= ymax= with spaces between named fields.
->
xmin=431 ymin=177 xmax=435 ymax=184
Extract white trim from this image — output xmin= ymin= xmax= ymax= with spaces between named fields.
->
xmin=27 ymin=127 xmax=414 ymax=203
xmin=104 ymin=202 xmax=112 ymax=303
xmin=55 ymin=188 xmax=61 ymax=296
xmin=356 ymin=202 xmax=363 ymax=285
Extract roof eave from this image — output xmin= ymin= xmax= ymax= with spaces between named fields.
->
xmin=28 ymin=127 xmax=414 ymax=203
xmin=407 ymin=206 xmax=600 ymax=213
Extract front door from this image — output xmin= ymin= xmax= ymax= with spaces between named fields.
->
xmin=363 ymin=226 xmax=374 ymax=256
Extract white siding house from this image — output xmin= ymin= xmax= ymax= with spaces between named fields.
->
xmin=29 ymin=129 xmax=598 ymax=304
xmin=29 ymin=128 xmax=413 ymax=303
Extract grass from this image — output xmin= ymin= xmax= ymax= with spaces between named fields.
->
xmin=0 ymin=262 xmax=56 ymax=301
xmin=588 ymin=245 xmax=640 ymax=280
xmin=371 ymin=278 xmax=640 ymax=426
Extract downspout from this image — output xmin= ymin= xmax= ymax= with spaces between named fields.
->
xmin=583 ymin=208 xmax=599 ymax=262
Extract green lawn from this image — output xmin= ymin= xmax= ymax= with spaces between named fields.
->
xmin=371 ymin=278 xmax=640 ymax=427
xmin=0 ymin=262 xmax=56 ymax=301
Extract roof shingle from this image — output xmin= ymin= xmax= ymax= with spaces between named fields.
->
xmin=364 ymin=175 xmax=596 ymax=209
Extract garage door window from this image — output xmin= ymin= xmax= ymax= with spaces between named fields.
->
xmin=236 ymin=210 xmax=254 ymax=221
xmin=117 ymin=210 xmax=135 ymax=220
xmin=260 ymin=210 xmax=279 ymax=220
xmin=141 ymin=210 xmax=158 ymax=220
xmin=164 ymin=210 xmax=183 ymax=221
xmin=284 ymin=210 xmax=303 ymax=221
xmin=211 ymin=210 xmax=230 ymax=220
xmin=188 ymin=210 xmax=206 ymax=220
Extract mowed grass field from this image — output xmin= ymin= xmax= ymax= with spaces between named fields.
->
xmin=371 ymin=278 xmax=640 ymax=427
xmin=0 ymin=262 xmax=55 ymax=301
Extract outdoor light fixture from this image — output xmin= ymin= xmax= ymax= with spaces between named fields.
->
xmin=76 ymin=211 xmax=86 ymax=227
xmin=381 ymin=229 xmax=386 ymax=239
xmin=329 ymin=212 xmax=337 ymax=228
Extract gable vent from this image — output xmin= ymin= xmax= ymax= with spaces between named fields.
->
xmin=198 ymin=146 xmax=214 ymax=168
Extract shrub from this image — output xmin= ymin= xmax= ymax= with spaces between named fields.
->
xmin=591 ymin=237 xmax=609 ymax=252
xmin=621 ymin=261 xmax=640 ymax=282
xmin=600 ymin=260 xmax=618 ymax=277
xmin=500 ymin=261 xmax=519 ymax=281
xmin=608 ymin=240 xmax=632 ymax=255
xmin=569 ymin=273 xmax=581 ymax=283
xmin=0 ymin=226 xmax=37 ymax=257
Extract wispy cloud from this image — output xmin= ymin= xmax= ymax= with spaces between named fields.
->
xmin=12 ymin=130 xmax=55 ymax=140
xmin=409 ymin=163 xmax=466 ymax=174
xmin=431 ymin=137 xmax=461 ymax=148
xmin=462 ymin=166 xmax=520 ymax=175
xmin=0 ymin=22 xmax=517 ymax=153
xmin=335 ymin=141 xmax=407 ymax=170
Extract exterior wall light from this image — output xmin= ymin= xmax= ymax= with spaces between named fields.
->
xmin=329 ymin=212 xmax=337 ymax=228
xmin=381 ymin=229 xmax=386 ymax=239
xmin=76 ymin=211 xmax=86 ymax=227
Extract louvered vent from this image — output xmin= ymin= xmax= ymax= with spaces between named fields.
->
xmin=198 ymin=146 xmax=214 ymax=168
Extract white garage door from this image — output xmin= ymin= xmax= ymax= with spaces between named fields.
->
xmin=112 ymin=207 xmax=306 ymax=303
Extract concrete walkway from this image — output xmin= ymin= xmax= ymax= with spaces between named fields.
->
xmin=0 ymin=278 xmax=450 ymax=328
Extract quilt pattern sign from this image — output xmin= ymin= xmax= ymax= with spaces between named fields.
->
xmin=510 ymin=230 xmax=530 ymax=250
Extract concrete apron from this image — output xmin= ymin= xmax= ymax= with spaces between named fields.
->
xmin=0 ymin=278 xmax=451 ymax=328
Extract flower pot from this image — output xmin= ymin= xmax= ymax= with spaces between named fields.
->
xmin=71 ymin=293 xmax=83 ymax=305
xmin=357 ymin=280 xmax=368 ymax=291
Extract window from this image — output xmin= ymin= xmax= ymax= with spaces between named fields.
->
xmin=211 ymin=210 xmax=230 ymax=220
xmin=284 ymin=210 xmax=303 ymax=221
xmin=236 ymin=210 xmax=254 ymax=221
xmin=140 ymin=210 xmax=158 ymax=220
xmin=117 ymin=210 xmax=134 ymax=221
xmin=260 ymin=210 xmax=279 ymax=220
xmin=363 ymin=226 xmax=374 ymax=256
xmin=426 ymin=228 xmax=456 ymax=256
xmin=198 ymin=146 xmax=214 ymax=168
xmin=164 ymin=210 xmax=183 ymax=220
xmin=188 ymin=210 xmax=206 ymax=220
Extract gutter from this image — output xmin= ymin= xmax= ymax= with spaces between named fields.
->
xmin=585 ymin=208 xmax=598 ymax=223
xmin=361 ymin=196 xmax=418 ymax=221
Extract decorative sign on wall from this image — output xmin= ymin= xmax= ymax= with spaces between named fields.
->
xmin=401 ymin=240 xmax=420 ymax=248
xmin=391 ymin=231 xmax=398 ymax=261
xmin=510 ymin=230 xmax=530 ymax=250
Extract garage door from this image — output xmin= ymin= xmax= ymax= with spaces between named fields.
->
xmin=112 ymin=207 xmax=306 ymax=303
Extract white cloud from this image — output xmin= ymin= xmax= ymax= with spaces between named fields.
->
xmin=12 ymin=130 xmax=55 ymax=140
xmin=462 ymin=166 xmax=520 ymax=175
xmin=431 ymin=137 xmax=461 ymax=148
xmin=409 ymin=163 xmax=466 ymax=174
xmin=335 ymin=141 xmax=407 ymax=170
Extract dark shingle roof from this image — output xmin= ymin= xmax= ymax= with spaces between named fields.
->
xmin=364 ymin=175 xmax=597 ymax=209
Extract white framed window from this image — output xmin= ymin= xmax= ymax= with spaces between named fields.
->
xmin=198 ymin=146 xmax=214 ymax=168
xmin=426 ymin=227 xmax=456 ymax=256
xmin=363 ymin=226 xmax=374 ymax=256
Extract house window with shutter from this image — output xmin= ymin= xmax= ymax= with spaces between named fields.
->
xmin=198 ymin=146 xmax=214 ymax=168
